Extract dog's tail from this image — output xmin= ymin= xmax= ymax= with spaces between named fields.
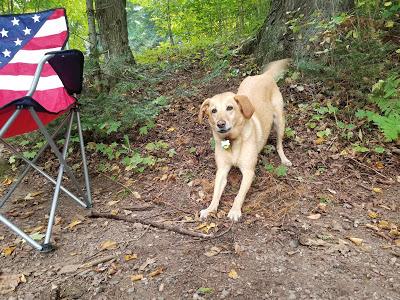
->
xmin=262 ymin=58 xmax=291 ymax=81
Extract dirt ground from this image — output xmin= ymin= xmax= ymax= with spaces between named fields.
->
xmin=1 ymin=61 xmax=399 ymax=300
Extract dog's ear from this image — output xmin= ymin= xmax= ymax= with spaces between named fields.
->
xmin=198 ymin=99 xmax=210 ymax=123
xmin=234 ymin=95 xmax=254 ymax=119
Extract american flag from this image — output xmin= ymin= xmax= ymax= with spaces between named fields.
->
xmin=0 ymin=8 xmax=75 ymax=137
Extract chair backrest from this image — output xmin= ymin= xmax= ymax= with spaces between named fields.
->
xmin=48 ymin=50 xmax=84 ymax=95
xmin=0 ymin=8 xmax=71 ymax=112
xmin=0 ymin=8 xmax=77 ymax=138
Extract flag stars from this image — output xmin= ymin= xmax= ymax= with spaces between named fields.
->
xmin=32 ymin=14 xmax=40 ymax=23
xmin=14 ymin=38 xmax=22 ymax=46
xmin=2 ymin=49 xmax=11 ymax=58
xmin=0 ymin=28 xmax=8 ymax=38
xmin=11 ymin=17 xmax=20 ymax=26
xmin=23 ymin=27 xmax=31 ymax=36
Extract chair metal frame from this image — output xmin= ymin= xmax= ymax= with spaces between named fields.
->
xmin=0 ymin=52 xmax=92 ymax=252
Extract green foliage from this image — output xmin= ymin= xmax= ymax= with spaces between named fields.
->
xmin=356 ymin=74 xmax=400 ymax=141
xmin=264 ymin=163 xmax=288 ymax=177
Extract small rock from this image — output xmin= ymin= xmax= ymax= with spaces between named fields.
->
xmin=289 ymin=239 xmax=299 ymax=248
xmin=127 ymin=287 xmax=135 ymax=294
xmin=220 ymin=289 xmax=229 ymax=299
xmin=343 ymin=203 xmax=353 ymax=209
xmin=159 ymin=283 xmax=165 ymax=292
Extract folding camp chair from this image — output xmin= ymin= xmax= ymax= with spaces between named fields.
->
xmin=0 ymin=8 xmax=91 ymax=252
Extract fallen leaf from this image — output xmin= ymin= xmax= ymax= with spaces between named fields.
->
xmin=375 ymin=161 xmax=384 ymax=169
xmin=65 ymin=219 xmax=82 ymax=230
xmin=132 ymin=191 xmax=141 ymax=199
xmin=100 ymin=240 xmax=118 ymax=250
xmin=372 ymin=187 xmax=382 ymax=193
xmin=111 ymin=209 xmax=119 ymax=216
xmin=167 ymin=127 xmax=175 ymax=132
xmin=234 ymin=242 xmax=244 ymax=256
xmin=2 ymin=178 xmax=12 ymax=186
xmin=315 ymin=137 xmax=325 ymax=145
xmin=307 ymin=213 xmax=321 ymax=220
xmin=58 ymin=264 xmax=80 ymax=275
xmin=149 ymin=267 xmax=163 ymax=277
xmin=20 ymin=274 xmax=26 ymax=283
xmin=124 ymin=254 xmax=138 ymax=261
xmin=107 ymin=200 xmax=120 ymax=206
xmin=368 ymin=211 xmax=379 ymax=219
xmin=378 ymin=220 xmax=390 ymax=229
xmin=0 ymin=274 xmax=22 ymax=295
xmin=228 ymin=269 xmax=239 ymax=279
xmin=389 ymin=229 xmax=400 ymax=238
xmin=24 ymin=191 xmax=43 ymax=200
xmin=348 ymin=237 xmax=363 ymax=246
xmin=204 ymin=246 xmax=221 ymax=257
xmin=2 ymin=246 xmax=16 ymax=257
xmin=130 ymin=274 xmax=143 ymax=282
xmin=395 ymin=240 xmax=400 ymax=247
xmin=139 ymin=257 xmax=156 ymax=271
xmin=29 ymin=232 xmax=44 ymax=241
xmin=197 ymin=287 xmax=213 ymax=295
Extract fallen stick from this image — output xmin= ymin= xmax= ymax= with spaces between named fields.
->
xmin=89 ymin=211 xmax=211 ymax=239
xmin=80 ymin=254 xmax=117 ymax=269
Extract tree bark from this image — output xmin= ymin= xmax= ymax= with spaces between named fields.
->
xmin=95 ymin=0 xmax=135 ymax=64
xmin=86 ymin=0 xmax=102 ymax=92
xmin=248 ymin=0 xmax=355 ymax=66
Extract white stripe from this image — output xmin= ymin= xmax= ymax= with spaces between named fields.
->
xmin=8 ymin=47 xmax=61 ymax=64
xmin=35 ymin=16 xmax=67 ymax=38
xmin=0 ymin=74 xmax=63 ymax=91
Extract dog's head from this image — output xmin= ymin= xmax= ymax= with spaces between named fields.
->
xmin=198 ymin=92 xmax=254 ymax=138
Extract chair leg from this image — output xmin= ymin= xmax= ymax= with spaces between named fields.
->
xmin=0 ymin=113 xmax=71 ymax=209
xmin=29 ymin=108 xmax=85 ymax=198
xmin=0 ymin=214 xmax=43 ymax=251
xmin=0 ymin=140 xmax=87 ymax=207
xmin=0 ymin=108 xmax=21 ymax=138
xmin=76 ymin=109 xmax=92 ymax=207
xmin=43 ymin=113 xmax=74 ymax=246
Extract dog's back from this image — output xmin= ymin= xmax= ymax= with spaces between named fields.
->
xmin=236 ymin=58 xmax=290 ymax=145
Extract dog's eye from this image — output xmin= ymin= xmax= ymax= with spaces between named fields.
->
xmin=226 ymin=106 xmax=233 ymax=111
xmin=211 ymin=108 xmax=217 ymax=113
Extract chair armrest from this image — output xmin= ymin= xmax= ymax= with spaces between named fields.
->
xmin=26 ymin=53 xmax=56 ymax=97
xmin=26 ymin=50 xmax=84 ymax=97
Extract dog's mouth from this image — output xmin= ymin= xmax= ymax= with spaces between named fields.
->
xmin=217 ymin=127 xmax=231 ymax=134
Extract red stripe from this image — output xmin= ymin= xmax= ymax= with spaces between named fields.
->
xmin=0 ymin=106 xmax=67 ymax=138
xmin=48 ymin=9 xmax=65 ymax=20
xmin=23 ymin=32 xmax=68 ymax=50
xmin=0 ymin=63 xmax=56 ymax=76
xmin=0 ymin=88 xmax=75 ymax=113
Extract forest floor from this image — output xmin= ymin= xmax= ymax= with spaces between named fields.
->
xmin=1 ymin=57 xmax=399 ymax=300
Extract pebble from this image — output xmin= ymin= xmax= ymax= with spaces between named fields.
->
xmin=159 ymin=283 xmax=165 ymax=292
xmin=220 ymin=289 xmax=229 ymax=299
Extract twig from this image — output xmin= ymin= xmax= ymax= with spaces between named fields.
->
xmin=123 ymin=205 xmax=155 ymax=211
xmin=99 ymin=173 xmax=137 ymax=195
xmin=89 ymin=211 xmax=211 ymax=239
xmin=80 ymin=254 xmax=117 ymax=269
xmin=347 ymin=157 xmax=390 ymax=180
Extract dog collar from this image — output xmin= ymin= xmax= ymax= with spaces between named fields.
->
xmin=221 ymin=139 xmax=231 ymax=150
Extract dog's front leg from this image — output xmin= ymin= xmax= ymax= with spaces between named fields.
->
xmin=228 ymin=168 xmax=255 ymax=222
xmin=200 ymin=166 xmax=231 ymax=219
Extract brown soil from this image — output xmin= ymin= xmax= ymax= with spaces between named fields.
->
xmin=1 ymin=60 xmax=399 ymax=300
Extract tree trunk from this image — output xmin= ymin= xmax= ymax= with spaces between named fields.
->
xmin=86 ymin=0 xmax=102 ymax=92
xmin=95 ymin=0 xmax=135 ymax=64
xmin=166 ymin=0 xmax=175 ymax=46
xmin=248 ymin=0 xmax=355 ymax=66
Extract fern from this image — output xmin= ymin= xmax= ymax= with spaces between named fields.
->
xmin=356 ymin=74 xmax=400 ymax=142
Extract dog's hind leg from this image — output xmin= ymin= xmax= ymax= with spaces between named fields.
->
xmin=200 ymin=166 xmax=231 ymax=220
xmin=272 ymin=94 xmax=292 ymax=167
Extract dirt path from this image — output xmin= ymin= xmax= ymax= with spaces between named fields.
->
xmin=1 ymin=62 xmax=399 ymax=299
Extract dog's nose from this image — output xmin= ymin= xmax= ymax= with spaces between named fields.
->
xmin=217 ymin=120 xmax=226 ymax=129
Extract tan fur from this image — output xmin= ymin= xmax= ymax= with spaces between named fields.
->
xmin=198 ymin=59 xmax=292 ymax=221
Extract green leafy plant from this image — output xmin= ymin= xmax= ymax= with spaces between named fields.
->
xmin=356 ymin=74 xmax=400 ymax=141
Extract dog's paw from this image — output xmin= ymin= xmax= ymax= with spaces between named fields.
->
xmin=227 ymin=208 xmax=242 ymax=222
xmin=282 ymin=158 xmax=292 ymax=167
xmin=199 ymin=209 xmax=213 ymax=220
